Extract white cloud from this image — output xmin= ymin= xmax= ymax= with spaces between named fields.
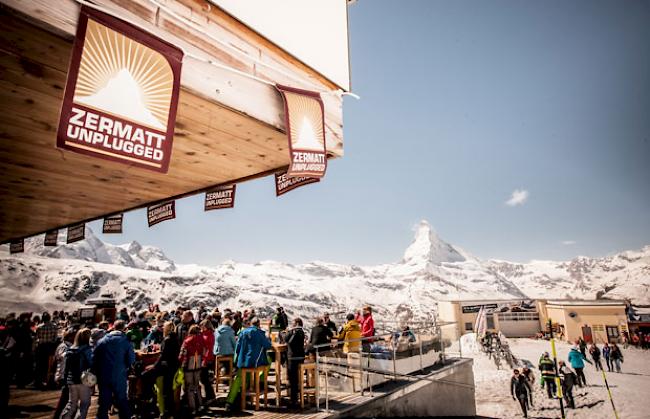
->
xmin=505 ymin=189 xmax=529 ymax=207
xmin=562 ymin=240 xmax=577 ymax=246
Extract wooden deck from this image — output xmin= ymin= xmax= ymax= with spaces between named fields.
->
xmin=7 ymin=385 xmax=387 ymax=419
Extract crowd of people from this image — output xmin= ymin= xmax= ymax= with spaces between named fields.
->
xmin=0 ymin=303 xmax=379 ymax=418
xmin=510 ymin=337 xmax=626 ymax=418
xmin=624 ymin=330 xmax=650 ymax=349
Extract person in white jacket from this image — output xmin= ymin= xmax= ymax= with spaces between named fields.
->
xmin=52 ymin=329 xmax=76 ymax=419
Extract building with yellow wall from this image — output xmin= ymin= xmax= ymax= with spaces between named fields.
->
xmin=438 ymin=298 xmax=628 ymax=343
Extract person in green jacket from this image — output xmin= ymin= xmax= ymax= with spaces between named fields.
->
xmin=126 ymin=321 xmax=143 ymax=350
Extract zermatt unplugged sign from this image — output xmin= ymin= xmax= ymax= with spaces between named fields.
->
xmin=56 ymin=7 xmax=183 ymax=173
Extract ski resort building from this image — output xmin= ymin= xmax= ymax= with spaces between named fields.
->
xmin=438 ymin=298 xmax=630 ymax=344
xmin=539 ymin=299 xmax=629 ymax=344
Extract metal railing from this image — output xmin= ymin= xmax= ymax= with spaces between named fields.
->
xmin=307 ymin=322 xmax=465 ymax=412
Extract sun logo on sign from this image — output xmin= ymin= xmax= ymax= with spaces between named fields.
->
xmin=73 ymin=19 xmax=174 ymax=131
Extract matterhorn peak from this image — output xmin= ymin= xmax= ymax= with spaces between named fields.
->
xmin=402 ymin=220 xmax=466 ymax=265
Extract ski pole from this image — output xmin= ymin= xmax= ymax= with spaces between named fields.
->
xmin=601 ymin=368 xmax=619 ymax=419
xmin=548 ymin=319 xmax=566 ymax=419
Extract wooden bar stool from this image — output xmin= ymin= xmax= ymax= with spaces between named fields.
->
xmin=299 ymin=363 xmax=318 ymax=408
xmin=215 ymin=354 xmax=234 ymax=392
xmin=240 ymin=366 xmax=269 ymax=411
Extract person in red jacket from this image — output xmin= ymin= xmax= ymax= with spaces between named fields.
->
xmin=356 ymin=306 xmax=375 ymax=353
xmin=178 ymin=325 xmax=206 ymax=415
xmin=199 ymin=319 xmax=216 ymax=403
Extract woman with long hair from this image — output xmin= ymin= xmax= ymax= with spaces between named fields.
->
xmin=61 ymin=328 xmax=93 ymax=419
xmin=151 ymin=321 xmax=180 ymax=418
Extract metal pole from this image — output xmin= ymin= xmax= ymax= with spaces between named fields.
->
xmin=315 ymin=347 xmax=320 ymax=412
xmin=601 ymin=368 xmax=619 ymax=419
xmin=419 ymin=332 xmax=424 ymax=373
xmin=548 ymin=319 xmax=566 ymax=419
xmin=325 ymin=365 xmax=329 ymax=412
xmin=367 ymin=348 xmax=373 ymax=397
xmin=392 ymin=344 xmax=397 ymax=381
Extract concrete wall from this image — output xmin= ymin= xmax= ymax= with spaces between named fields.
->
xmin=330 ymin=359 xmax=476 ymax=418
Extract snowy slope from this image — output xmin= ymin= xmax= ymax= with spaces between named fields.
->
xmin=0 ymin=222 xmax=648 ymax=323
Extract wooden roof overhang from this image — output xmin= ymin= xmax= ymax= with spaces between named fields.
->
xmin=0 ymin=0 xmax=345 ymax=244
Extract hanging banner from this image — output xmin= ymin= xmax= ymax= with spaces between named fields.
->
xmin=103 ymin=214 xmax=123 ymax=234
xmin=275 ymin=171 xmax=319 ymax=197
xmin=204 ymin=185 xmax=236 ymax=211
xmin=67 ymin=224 xmax=85 ymax=244
xmin=9 ymin=239 xmax=24 ymax=254
xmin=276 ymin=84 xmax=327 ymax=178
xmin=56 ymin=6 xmax=183 ymax=173
xmin=148 ymin=201 xmax=175 ymax=227
xmin=44 ymin=230 xmax=59 ymax=246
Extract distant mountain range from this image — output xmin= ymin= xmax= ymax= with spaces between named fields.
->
xmin=1 ymin=221 xmax=648 ymax=323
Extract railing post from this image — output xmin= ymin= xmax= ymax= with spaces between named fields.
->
xmin=315 ymin=347 xmax=320 ymax=412
xmin=325 ymin=361 xmax=329 ymax=412
xmin=360 ymin=345 xmax=365 ymax=396
xmin=367 ymin=347 xmax=373 ymax=397
xmin=419 ymin=332 xmax=424 ymax=373
xmin=392 ymin=345 xmax=397 ymax=381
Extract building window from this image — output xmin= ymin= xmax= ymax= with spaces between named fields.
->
xmin=497 ymin=312 xmax=540 ymax=321
xmin=465 ymin=322 xmax=473 ymax=331
xmin=606 ymin=326 xmax=619 ymax=339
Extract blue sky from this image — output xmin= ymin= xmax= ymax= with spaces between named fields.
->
xmin=93 ymin=0 xmax=650 ymax=266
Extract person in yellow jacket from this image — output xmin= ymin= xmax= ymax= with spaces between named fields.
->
xmin=337 ymin=314 xmax=362 ymax=353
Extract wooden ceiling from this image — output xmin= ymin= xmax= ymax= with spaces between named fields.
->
xmin=0 ymin=9 xmax=296 ymax=243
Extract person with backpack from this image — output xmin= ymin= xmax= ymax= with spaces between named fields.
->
xmin=568 ymin=344 xmax=591 ymax=387
xmin=589 ymin=343 xmax=602 ymax=371
xmin=286 ymin=318 xmax=306 ymax=408
xmin=558 ymin=361 xmax=576 ymax=409
xmin=538 ymin=352 xmax=556 ymax=398
xmin=179 ymin=325 xmax=205 ymax=415
xmin=510 ymin=369 xmax=530 ymax=417
xmin=93 ymin=320 xmax=136 ymax=419
xmin=61 ymin=328 xmax=93 ymax=419
xmin=610 ymin=343 xmax=624 ymax=372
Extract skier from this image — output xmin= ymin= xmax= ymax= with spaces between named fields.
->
xmin=602 ymin=342 xmax=612 ymax=372
xmin=610 ymin=343 xmax=624 ymax=372
xmin=510 ymin=369 xmax=530 ymax=417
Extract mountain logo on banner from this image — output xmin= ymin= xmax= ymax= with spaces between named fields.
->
xmin=56 ymin=6 xmax=183 ymax=173
xmin=148 ymin=201 xmax=175 ymax=227
xmin=275 ymin=171 xmax=319 ymax=196
xmin=276 ymin=85 xmax=327 ymax=178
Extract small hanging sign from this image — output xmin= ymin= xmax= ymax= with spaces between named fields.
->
xmin=44 ymin=230 xmax=59 ymax=246
xmin=67 ymin=224 xmax=85 ymax=244
xmin=204 ymin=185 xmax=236 ymax=211
xmin=103 ymin=214 xmax=124 ymax=234
xmin=275 ymin=171 xmax=319 ymax=197
xmin=9 ymin=239 xmax=24 ymax=254
xmin=276 ymin=84 xmax=327 ymax=178
xmin=148 ymin=201 xmax=175 ymax=227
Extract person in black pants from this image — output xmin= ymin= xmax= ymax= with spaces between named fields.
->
xmin=510 ymin=369 xmax=530 ymax=418
xmin=285 ymin=318 xmax=306 ymax=408
xmin=151 ymin=322 xmax=180 ymax=418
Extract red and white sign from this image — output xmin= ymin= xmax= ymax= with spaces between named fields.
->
xmin=276 ymin=85 xmax=327 ymax=178
xmin=148 ymin=201 xmax=175 ymax=227
xmin=275 ymin=171 xmax=319 ymax=197
xmin=103 ymin=214 xmax=123 ymax=234
xmin=67 ymin=224 xmax=85 ymax=244
xmin=205 ymin=185 xmax=236 ymax=211
xmin=57 ymin=6 xmax=183 ymax=172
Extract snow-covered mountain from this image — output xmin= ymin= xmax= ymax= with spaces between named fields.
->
xmin=1 ymin=221 xmax=648 ymax=324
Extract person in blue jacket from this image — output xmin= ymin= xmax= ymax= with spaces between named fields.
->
xmin=568 ymin=344 xmax=591 ymax=387
xmin=214 ymin=318 xmax=236 ymax=356
xmin=225 ymin=317 xmax=272 ymax=411
xmin=93 ymin=320 xmax=136 ymax=419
